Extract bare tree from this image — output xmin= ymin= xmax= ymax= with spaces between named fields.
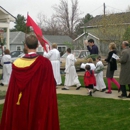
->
xmin=36 ymin=12 xmax=47 ymax=28
xmin=43 ymin=16 xmax=64 ymax=35
xmin=53 ymin=0 xmax=81 ymax=38
xmin=37 ymin=12 xmax=63 ymax=35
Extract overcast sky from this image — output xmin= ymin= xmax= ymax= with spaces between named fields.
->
xmin=1 ymin=0 xmax=130 ymax=28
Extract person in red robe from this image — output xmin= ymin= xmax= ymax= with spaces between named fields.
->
xmin=84 ymin=65 xmax=96 ymax=96
xmin=0 ymin=34 xmax=60 ymax=130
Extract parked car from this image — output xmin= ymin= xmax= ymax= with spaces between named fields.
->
xmin=60 ymin=50 xmax=90 ymax=70
xmin=10 ymin=51 xmax=44 ymax=62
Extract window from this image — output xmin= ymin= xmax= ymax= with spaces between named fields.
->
xmin=58 ymin=46 xmax=66 ymax=56
xmin=16 ymin=46 xmax=22 ymax=51
xmin=10 ymin=51 xmax=22 ymax=58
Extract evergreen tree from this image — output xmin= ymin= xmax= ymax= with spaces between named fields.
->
xmin=11 ymin=14 xmax=30 ymax=33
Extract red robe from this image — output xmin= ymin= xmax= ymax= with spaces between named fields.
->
xmin=84 ymin=70 xmax=96 ymax=86
xmin=0 ymin=55 xmax=60 ymax=130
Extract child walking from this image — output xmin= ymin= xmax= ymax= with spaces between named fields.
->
xmin=94 ymin=56 xmax=106 ymax=92
xmin=84 ymin=65 xmax=96 ymax=96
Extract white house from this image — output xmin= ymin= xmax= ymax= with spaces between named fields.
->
xmin=0 ymin=6 xmax=15 ymax=49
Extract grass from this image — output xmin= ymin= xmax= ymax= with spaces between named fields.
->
xmin=0 ymin=91 xmax=6 ymax=99
xmin=58 ymin=94 xmax=130 ymax=130
xmin=0 ymin=94 xmax=130 ymax=130
xmin=0 ymin=104 xmax=3 ymax=118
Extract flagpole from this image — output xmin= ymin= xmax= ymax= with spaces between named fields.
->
xmin=23 ymin=12 xmax=29 ymax=53
xmin=25 ymin=12 xmax=28 ymax=43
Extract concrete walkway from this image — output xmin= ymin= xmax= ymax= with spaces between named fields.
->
xmin=57 ymin=86 xmax=130 ymax=100
xmin=0 ymin=84 xmax=129 ymax=105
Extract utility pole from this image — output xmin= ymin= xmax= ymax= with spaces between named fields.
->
xmin=103 ymin=3 xmax=106 ymax=16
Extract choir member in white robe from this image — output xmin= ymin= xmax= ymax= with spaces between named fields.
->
xmin=44 ymin=43 xmax=62 ymax=85
xmin=0 ymin=49 xmax=12 ymax=86
xmin=94 ymin=56 xmax=106 ymax=91
xmin=62 ymin=48 xmax=81 ymax=90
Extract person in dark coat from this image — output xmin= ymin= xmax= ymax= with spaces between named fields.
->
xmin=85 ymin=39 xmax=99 ymax=55
xmin=118 ymin=41 xmax=130 ymax=98
xmin=105 ymin=42 xmax=120 ymax=94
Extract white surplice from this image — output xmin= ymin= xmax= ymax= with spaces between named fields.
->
xmin=64 ymin=53 xmax=81 ymax=89
xmin=1 ymin=54 xmax=12 ymax=85
xmin=44 ymin=48 xmax=62 ymax=85
xmin=94 ymin=61 xmax=106 ymax=90
xmin=80 ymin=63 xmax=96 ymax=70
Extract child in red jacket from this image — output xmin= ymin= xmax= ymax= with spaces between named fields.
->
xmin=84 ymin=65 xmax=96 ymax=96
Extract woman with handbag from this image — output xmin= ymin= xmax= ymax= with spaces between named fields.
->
xmin=105 ymin=42 xmax=120 ymax=94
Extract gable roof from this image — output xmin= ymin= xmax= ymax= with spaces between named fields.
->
xmin=3 ymin=31 xmax=73 ymax=45
xmin=73 ymin=32 xmax=99 ymax=42
xmin=0 ymin=6 xmax=15 ymax=22
xmin=44 ymin=35 xmax=73 ymax=44
xmin=82 ymin=12 xmax=130 ymax=28
xmin=4 ymin=31 xmax=25 ymax=44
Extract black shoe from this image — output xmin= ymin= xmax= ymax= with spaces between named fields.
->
xmin=127 ymin=94 xmax=130 ymax=98
xmin=93 ymin=89 xmax=97 ymax=93
xmin=118 ymin=95 xmax=127 ymax=98
xmin=118 ymin=88 xmax=121 ymax=93
xmin=105 ymin=91 xmax=112 ymax=94
xmin=76 ymin=86 xmax=81 ymax=90
xmin=101 ymin=88 xmax=106 ymax=92
xmin=89 ymin=91 xmax=92 ymax=96
xmin=62 ymin=88 xmax=69 ymax=90
xmin=0 ymin=83 xmax=4 ymax=86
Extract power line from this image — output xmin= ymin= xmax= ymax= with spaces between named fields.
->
xmin=107 ymin=5 xmax=124 ymax=12
xmin=89 ymin=5 xmax=103 ymax=14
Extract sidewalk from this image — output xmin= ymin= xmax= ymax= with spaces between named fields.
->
xmin=57 ymin=86 xmax=130 ymax=100
xmin=0 ymin=84 xmax=129 ymax=105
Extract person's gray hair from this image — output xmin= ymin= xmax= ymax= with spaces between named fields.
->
xmin=122 ymin=41 xmax=129 ymax=46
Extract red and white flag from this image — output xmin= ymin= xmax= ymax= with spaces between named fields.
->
xmin=26 ymin=15 xmax=49 ymax=52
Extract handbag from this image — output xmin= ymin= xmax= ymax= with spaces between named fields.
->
xmin=110 ymin=57 xmax=113 ymax=63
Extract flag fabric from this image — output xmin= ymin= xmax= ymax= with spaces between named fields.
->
xmin=26 ymin=15 xmax=49 ymax=52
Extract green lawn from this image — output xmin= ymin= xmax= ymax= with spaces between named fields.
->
xmin=58 ymin=94 xmax=130 ymax=130
xmin=0 ymin=94 xmax=130 ymax=130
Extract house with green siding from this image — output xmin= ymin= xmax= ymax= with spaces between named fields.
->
xmin=74 ymin=12 xmax=130 ymax=55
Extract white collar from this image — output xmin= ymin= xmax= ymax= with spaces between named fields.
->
xmin=28 ymin=52 xmax=37 ymax=54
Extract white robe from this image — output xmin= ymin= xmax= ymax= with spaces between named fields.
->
xmin=44 ymin=49 xmax=62 ymax=85
xmin=94 ymin=61 xmax=106 ymax=90
xmin=64 ymin=53 xmax=81 ymax=89
xmin=1 ymin=54 xmax=12 ymax=85
xmin=80 ymin=63 xmax=96 ymax=70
